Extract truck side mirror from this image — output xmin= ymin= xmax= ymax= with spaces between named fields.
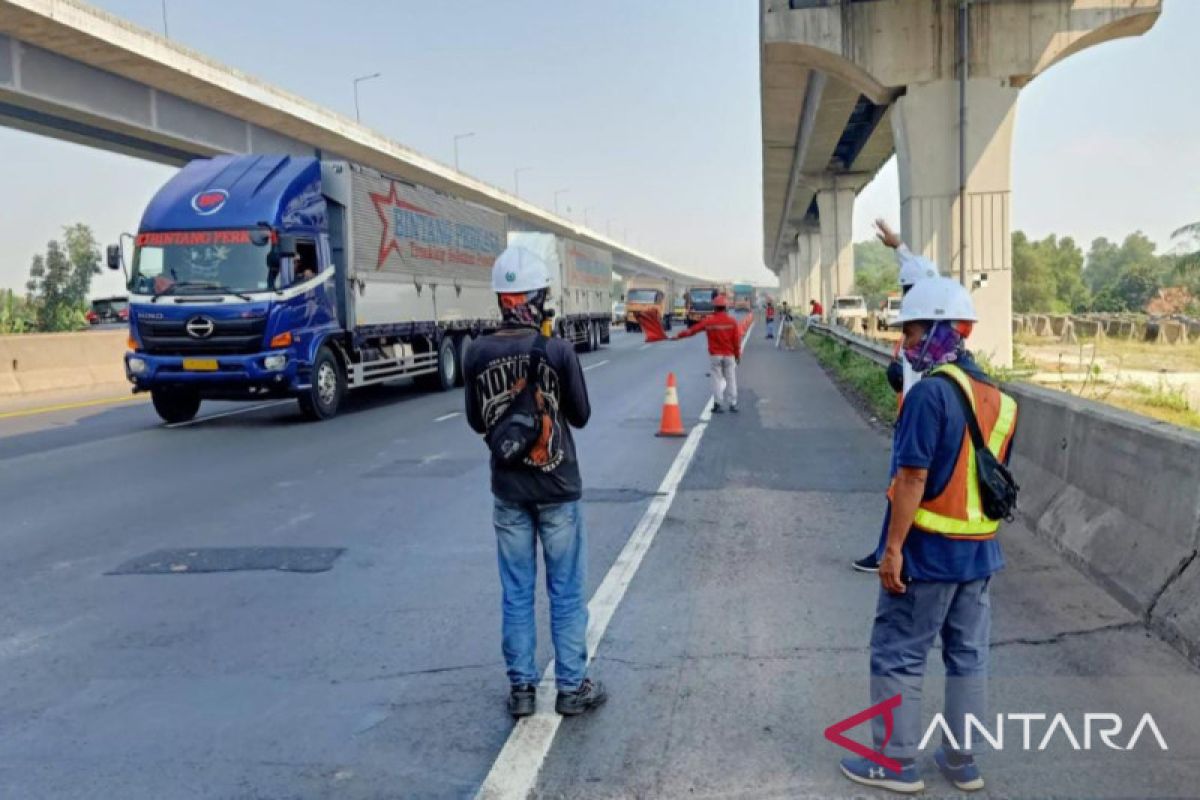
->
xmin=106 ymin=244 xmax=122 ymax=271
xmin=276 ymin=235 xmax=297 ymax=257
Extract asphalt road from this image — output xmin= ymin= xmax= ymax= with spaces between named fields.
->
xmin=2 ymin=322 xmax=1200 ymax=799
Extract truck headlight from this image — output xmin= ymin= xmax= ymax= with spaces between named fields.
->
xmin=263 ymin=354 xmax=288 ymax=372
xmin=128 ymin=357 xmax=147 ymax=375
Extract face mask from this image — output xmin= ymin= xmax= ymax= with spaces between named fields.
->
xmin=499 ymin=290 xmax=546 ymax=327
xmin=903 ymin=321 xmax=964 ymax=373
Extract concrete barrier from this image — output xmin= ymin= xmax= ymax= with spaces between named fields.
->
xmin=1030 ymin=314 xmax=1053 ymax=337
xmin=1158 ymin=320 xmax=1189 ymax=345
xmin=0 ymin=330 xmax=127 ymax=397
xmin=1007 ymin=383 xmax=1200 ymax=664
xmin=1070 ymin=317 xmax=1105 ymax=340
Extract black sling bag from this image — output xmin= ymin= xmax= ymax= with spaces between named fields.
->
xmin=486 ymin=335 xmax=550 ymax=466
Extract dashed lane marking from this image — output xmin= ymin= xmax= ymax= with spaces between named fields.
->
xmin=164 ymin=400 xmax=290 ymax=428
xmin=435 ymin=412 xmax=461 ymax=422
xmin=583 ymin=360 xmax=609 ymax=372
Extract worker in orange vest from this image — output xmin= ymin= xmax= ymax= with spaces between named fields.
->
xmin=839 ymin=276 xmax=1018 ymax=794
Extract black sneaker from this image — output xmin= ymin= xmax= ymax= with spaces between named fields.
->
xmin=711 ymin=404 xmax=724 ymax=414
xmin=555 ymin=678 xmax=607 ymax=716
xmin=507 ymin=684 xmax=536 ymax=718
xmin=853 ymin=553 xmax=880 ymax=573
xmin=729 ymin=404 xmax=739 ymax=413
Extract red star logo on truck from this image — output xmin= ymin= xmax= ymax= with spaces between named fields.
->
xmin=370 ymin=182 xmax=435 ymax=270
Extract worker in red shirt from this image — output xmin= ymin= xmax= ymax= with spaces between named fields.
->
xmin=808 ymin=298 xmax=824 ymax=329
xmin=674 ymin=294 xmax=742 ymax=413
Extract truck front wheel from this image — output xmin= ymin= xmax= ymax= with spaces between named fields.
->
xmin=152 ymin=389 xmax=201 ymax=424
xmin=299 ymin=347 xmax=345 ymax=420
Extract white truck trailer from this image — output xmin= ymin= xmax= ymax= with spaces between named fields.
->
xmin=507 ymin=232 xmax=613 ymax=351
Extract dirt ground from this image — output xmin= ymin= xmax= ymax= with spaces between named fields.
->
xmin=1016 ymin=333 xmax=1200 ymax=430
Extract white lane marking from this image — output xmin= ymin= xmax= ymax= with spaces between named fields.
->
xmin=638 ymin=343 xmax=651 ymax=351
xmin=582 ymin=360 xmax=609 ymax=372
xmin=475 ymin=321 xmax=753 ymax=800
xmin=164 ymin=400 xmax=290 ymax=428
xmin=435 ymin=412 xmax=461 ymax=422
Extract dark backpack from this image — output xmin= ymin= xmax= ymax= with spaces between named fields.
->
xmin=486 ymin=335 xmax=553 ymax=467
xmin=931 ymin=372 xmax=1021 ymax=522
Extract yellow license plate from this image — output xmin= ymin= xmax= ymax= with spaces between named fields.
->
xmin=182 ymin=359 xmax=218 ymax=371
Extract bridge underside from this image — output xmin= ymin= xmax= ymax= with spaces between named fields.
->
xmin=0 ymin=0 xmax=702 ymax=286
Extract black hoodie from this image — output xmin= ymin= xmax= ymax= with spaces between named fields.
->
xmin=463 ymin=326 xmax=591 ymax=504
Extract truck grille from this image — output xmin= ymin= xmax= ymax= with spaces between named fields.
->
xmin=137 ymin=317 xmax=267 ymax=355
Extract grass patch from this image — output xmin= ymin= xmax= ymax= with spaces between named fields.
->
xmin=803 ymin=332 xmax=897 ymax=425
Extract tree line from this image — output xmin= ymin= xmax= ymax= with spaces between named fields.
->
xmin=1 ymin=224 xmax=103 ymax=334
xmin=852 ymin=224 xmax=1200 ymax=316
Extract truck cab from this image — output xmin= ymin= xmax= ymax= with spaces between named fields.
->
xmin=685 ymin=286 xmax=722 ymax=325
xmin=117 ymin=155 xmax=339 ymax=423
xmin=832 ymin=295 xmax=868 ymax=332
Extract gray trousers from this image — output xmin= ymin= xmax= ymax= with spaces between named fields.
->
xmin=709 ymin=355 xmax=737 ymax=406
xmin=870 ymin=578 xmax=991 ymax=759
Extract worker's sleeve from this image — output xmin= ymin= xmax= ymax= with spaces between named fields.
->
xmin=463 ymin=357 xmax=486 ymax=434
xmin=558 ymin=346 xmax=591 ymax=429
xmin=895 ymin=244 xmax=919 ymax=271
xmin=677 ymin=317 xmax=708 ymax=339
xmin=893 ymin=381 xmax=945 ymax=470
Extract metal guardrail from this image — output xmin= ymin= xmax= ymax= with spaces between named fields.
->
xmin=807 ymin=322 xmax=892 ymax=367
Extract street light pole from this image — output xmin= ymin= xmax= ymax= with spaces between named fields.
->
xmin=453 ymin=132 xmax=475 ymax=171
xmin=352 ymin=72 xmax=382 ymax=123
xmin=514 ymin=167 xmax=532 ymax=198
xmin=160 ymin=0 xmax=169 ymax=37
xmin=554 ymin=188 xmax=569 ymax=215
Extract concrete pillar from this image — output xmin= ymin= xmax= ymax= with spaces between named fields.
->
xmin=816 ymin=187 xmax=854 ymax=314
xmin=783 ymin=252 xmax=796 ymax=306
xmin=796 ymin=229 xmax=820 ymax=314
xmin=892 ymin=78 xmax=1018 ymax=366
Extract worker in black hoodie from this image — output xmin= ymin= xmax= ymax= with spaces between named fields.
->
xmin=464 ymin=244 xmax=607 ymax=720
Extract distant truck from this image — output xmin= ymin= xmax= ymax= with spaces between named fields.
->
xmin=113 ymin=154 xmax=523 ymax=423
xmin=732 ymin=283 xmax=755 ymax=312
xmin=87 ymin=295 xmax=129 ymax=325
xmin=684 ymin=284 xmax=728 ymax=326
xmin=833 ymin=295 xmax=869 ymax=331
xmin=623 ymin=275 xmax=677 ymax=332
xmin=880 ymin=294 xmax=902 ymax=330
xmin=507 ymin=232 xmax=612 ymax=350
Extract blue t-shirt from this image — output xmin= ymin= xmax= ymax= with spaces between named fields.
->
xmin=874 ymin=354 xmax=1007 ymax=582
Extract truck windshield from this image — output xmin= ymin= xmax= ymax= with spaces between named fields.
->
xmin=836 ymin=298 xmax=865 ymax=309
xmin=627 ymin=289 xmax=660 ymax=304
xmin=129 ymin=230 xmax=275 ymax=296
xmin=688 ymin=289 xmax=715 ymax=309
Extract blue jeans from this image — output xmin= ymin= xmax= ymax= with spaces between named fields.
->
xmin=493 ymin=498 xmax=589 ymax=691
xmin=870 ymin=578 xmax=991 ymax=759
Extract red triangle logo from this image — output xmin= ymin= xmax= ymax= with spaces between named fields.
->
xmin=824 ymin=693 xmax=904 ymax=772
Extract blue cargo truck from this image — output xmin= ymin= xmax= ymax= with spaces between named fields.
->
xmin=111 ymin=154 xmax=611 ymax=424
xmin=109 ymin=154 xmax=519 ymax=423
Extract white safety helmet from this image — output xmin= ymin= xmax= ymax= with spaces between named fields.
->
xmin=491 ymin=245 xmax=551 ymax=293
xmin=895 ymin=276 xmax=977 ymax=325
xmin=898 ymin=252 xmax=939 ymax=289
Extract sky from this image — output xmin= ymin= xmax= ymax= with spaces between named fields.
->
xmin=0 ymin=0 xmax=1196 ymax=299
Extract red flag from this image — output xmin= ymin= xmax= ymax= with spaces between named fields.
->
xmin=638 ymin=310 xmax=668 ymax=342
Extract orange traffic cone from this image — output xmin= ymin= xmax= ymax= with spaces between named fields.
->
xmin=655 ymin=372 xmax=687 ymax=438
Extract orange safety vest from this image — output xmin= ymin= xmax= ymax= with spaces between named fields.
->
xmin=888 ymin=364 xmax=1018 ymax=539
